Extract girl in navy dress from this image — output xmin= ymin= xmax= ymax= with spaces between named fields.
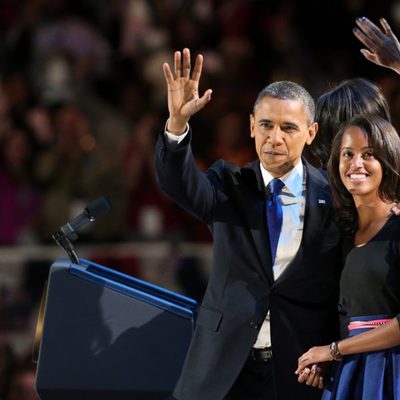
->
xmin=296 ymin=114 xmax=400 ymax=399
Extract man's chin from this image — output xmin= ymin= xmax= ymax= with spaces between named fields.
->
xmin=260 ymin=160 xmax=293 ymax=177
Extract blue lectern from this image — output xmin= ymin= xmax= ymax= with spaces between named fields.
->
xmin=34 ymin=258 xmax=197 ymax=400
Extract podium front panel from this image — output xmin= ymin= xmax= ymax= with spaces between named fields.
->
xmin=35 ymin=258 xmax=197 ymax=400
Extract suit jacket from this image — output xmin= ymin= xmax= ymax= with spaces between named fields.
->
xmin=155 ymin=130 xmax=342 ymax=400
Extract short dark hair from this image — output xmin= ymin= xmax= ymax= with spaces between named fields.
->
xmin=253 ymin=81 xmax=315 ymax=125
xmin=312 ymin=78 xmax=391 ymax=169
xmin=327 ymin=114 xmax=400 ymax=237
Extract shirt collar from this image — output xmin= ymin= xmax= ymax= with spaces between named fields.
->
xmin=259 ymin=160 xmax=304 ymax=197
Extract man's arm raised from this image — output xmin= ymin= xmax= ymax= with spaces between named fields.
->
xmin=163 ymin=48 xmax=212 ymax=135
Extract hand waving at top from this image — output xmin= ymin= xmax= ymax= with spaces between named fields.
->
xmin=163 ymin=48 xmax=212 ymax=134
xmin=353 ymin=17 xmax=400 ymax=74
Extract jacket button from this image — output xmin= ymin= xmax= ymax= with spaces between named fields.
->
xmin=250 ymin=321 xmax=259 ymax=329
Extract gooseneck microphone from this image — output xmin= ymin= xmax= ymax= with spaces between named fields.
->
xmin=56 ymin=197 xmax=112 ymax=241
xmin=52 ymin=197 xmax=112 ymax=264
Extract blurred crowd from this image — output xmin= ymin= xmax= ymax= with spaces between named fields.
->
xmin=0 ymin=0 xmax=399 ymax=248
xmin=0 ymin=0 xmax=400 ymax=398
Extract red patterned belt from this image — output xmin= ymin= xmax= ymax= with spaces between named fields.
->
xmin=348 ymin=318 xmax=391 ymax=331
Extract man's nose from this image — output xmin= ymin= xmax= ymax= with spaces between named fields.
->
xmin=268 ymin=127 xmax=283 ymax=144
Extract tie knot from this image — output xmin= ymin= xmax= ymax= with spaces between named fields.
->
xmin=268 ymin=178 xmax=284 ymax=195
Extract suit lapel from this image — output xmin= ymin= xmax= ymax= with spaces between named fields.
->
xmin=274 ymin=160 xmax=332 ymax=285
xmin=302 ymin=163 xmax=332 ymax=249
xmin=237 ymin=162 xmax=274 ymax=286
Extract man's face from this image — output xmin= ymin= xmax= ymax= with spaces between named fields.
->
xmin=250 ymin=96 xmax=318 ymax=177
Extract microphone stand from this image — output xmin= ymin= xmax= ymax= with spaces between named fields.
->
xmin=52 ymin=230 xmax=80 ymax=265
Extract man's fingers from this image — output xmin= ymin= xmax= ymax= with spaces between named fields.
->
xmin=297 ymin=365 xmax=324 ymax=388
xmin=203 ymin=89 xmax=213 ymax=101
xmin=310 ymin=366 xmax=322 ymax=387
xmin=195 ymin=89 xmax=213 ymax=111
xmin=305 ymin=367 xmax=316 ymax=386
xmin=297 ymin=368 xmax=310 ymax=383
xmin=170 ymin=49 xmax=206 ymax=83
xmin=163 ymin=63 xmax=175 ymax=85
xmin=174 ymin=51 xmax=182 ymax=78
xmin=318 ymin=376 xmax=324 ymax=389
xmin=191 ymin=54 xmax=203 ymax=82
xmin=182 ymin=48 xmax=191 ymax=79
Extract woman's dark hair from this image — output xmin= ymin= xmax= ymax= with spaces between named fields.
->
xmin=327 ymin=114 xmax=400 ymax=237
xmin=312 ymin=78 xmax=391 ymax=169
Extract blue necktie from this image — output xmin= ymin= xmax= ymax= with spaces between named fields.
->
xmin=266 ymin=178 xmax=284 ymax=264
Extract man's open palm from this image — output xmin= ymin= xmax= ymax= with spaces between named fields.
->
xmin=163 ymin=48 xmax=212 ymax=133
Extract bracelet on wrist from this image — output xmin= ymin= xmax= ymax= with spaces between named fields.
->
xmin=329 ymin=341 xmax=343 ymax=361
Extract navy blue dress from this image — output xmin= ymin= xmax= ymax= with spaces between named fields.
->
xmin=323 ymin=215 xmax=400 ymax=400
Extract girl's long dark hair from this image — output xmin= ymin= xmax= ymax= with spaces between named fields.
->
xmin=327 ymin=114 xmax=400 ymax=237
xmin=313 ymin=78 xmax=390 ymax=169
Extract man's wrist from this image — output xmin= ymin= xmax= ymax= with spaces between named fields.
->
xmin=167 ymin=116 xmax=189 ymax=135
xmin=165 ymin=120 xmax=189 ymax=144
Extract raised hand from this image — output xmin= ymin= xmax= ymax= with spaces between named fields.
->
xmin=353 ymin=17 xmax=400 ymax=74
xmin=163 ymin=48 xmax=212 ymax=134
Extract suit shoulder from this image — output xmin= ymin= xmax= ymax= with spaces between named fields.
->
xmin=207 ymin=159 xmax=262 ymax=193
xmin=207 ymin=159 xmax=241 ymax=179
xmin=209 ymin=159 xmax=240 ymax=172
xmin=305 ymin=162 xmax=330 ymax=187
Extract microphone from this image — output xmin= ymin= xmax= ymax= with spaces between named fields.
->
xmin=56 ymin=197 xmax=112 ymax=241
xmin=52 ymin=197 xmax=112 ymax=265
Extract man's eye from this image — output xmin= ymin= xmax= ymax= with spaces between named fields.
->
xmin=282 ymin=126 xmax=296 ymax=132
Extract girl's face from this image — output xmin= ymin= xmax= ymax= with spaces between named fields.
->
xmin=339 ymin=126 xmax=383 ymax=201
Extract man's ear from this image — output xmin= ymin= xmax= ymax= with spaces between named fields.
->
xmin=250 ymin=114 xmax=255 ymax=138
xmin=306 ymin=122 xmax=318 ymax=145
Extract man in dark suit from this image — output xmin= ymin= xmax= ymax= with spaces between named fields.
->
xmin=155 ymin=48 xmax=342 ymax=400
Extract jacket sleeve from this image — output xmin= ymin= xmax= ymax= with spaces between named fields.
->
xmin=154 ymin=128 xmax=228 ymax=224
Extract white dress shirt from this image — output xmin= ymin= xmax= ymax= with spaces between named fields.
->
xmin=164 ymin=121 xmax=189 ymax=144
xmin=253 ymin=161 xmax=306 ymax=348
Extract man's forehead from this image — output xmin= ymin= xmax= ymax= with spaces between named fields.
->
xmin=256 ymin=96 xmax=304 ymax=110
xmin=254 ymin=97 xmax=308 ymax=121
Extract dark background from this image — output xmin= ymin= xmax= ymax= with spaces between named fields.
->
xmin=0 ymin=1 xmax=399 ymax=399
